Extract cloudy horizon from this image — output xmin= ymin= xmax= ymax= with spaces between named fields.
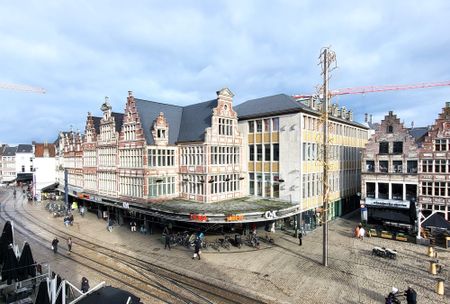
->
xmin=1 ymin=0 xmax=450 ymax=144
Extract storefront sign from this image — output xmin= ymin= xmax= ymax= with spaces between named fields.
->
xmin=264 ymin=210 xmax=278 ymax=219
xmin=226 ymin=214 xmax=244 ymax=221
xmin=190 ymin=214 xmax=208 ymax=222
xmin=365 ymin=198 xmax=410 ymax=209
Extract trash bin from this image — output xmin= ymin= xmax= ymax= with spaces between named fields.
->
xmin=235 ymin=234 xmax=242 ymax=248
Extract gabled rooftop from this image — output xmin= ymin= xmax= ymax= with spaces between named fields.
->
xmin=16 ymin=144 xmax=33 ymax=153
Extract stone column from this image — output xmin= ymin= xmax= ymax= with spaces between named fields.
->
xmin=403 ymin=183 xmax=407 ymax=201
xmin=375 ymin=182 xmax=379 ymax=199
xmin=388 ymin=182 xmax=392 ymax=200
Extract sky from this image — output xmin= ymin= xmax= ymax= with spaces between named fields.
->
xmin=1 ymin=0 xmax=450 ymax=144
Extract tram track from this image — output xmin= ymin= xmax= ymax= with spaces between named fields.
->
xmin=0 ymin=191 xmax=268 ymax=304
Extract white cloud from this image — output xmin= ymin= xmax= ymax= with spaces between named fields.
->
xmin=0 ymin=0 xmax=450 ymax=143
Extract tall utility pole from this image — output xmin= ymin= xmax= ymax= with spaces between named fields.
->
xmin=319 ymin=47 xmax=336 ymax=267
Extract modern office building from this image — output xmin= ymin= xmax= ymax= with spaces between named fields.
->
xmin=236 ymin=95 xmax=368 ymax=228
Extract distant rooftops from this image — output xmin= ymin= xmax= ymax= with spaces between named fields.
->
xmin=16 ymin=144 xmax=33 ymax=153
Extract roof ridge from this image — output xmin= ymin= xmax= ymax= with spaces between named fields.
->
xmin=135 ymin=98 xmax=183 ymax=109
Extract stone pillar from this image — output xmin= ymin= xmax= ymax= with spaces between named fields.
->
xmin=403 ymin=183 xmax=407 ymax=201
xmin=389 ymin=182 xmax=392 ymax=200
xmin=375 ymin=182 xmax=379 ymax=199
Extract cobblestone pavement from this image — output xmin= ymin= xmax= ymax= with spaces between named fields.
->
xmin=2 ymin=193 xmax=449 ymax=303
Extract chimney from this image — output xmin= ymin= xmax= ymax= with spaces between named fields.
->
xmin=369 ymin=114 xmax=373 ymax=124
xmin=364 ymin=113 xmax=368 ymax=122
xmin=411 ymin=121 xmax=415 ymax=128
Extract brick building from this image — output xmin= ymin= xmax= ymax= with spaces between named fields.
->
xmin=360 ymin=111 xmax=422 ymax=228
xmin=419 ymin=102 xmax=450 ymax=220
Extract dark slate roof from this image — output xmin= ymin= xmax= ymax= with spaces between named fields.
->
xmin=111 ymin=112 xmax=124 ymax=133
xmin=134 ymin=99 xmax=183 ymax=145
xmin=235 ymin=94 xmax=304 ymax=119
xmin=17 ymin=144 xmax=33 ymax=153
xmin=178 ymin=99 xmax=218 ymax=143
xmin=422 ymin=212 xmax=450 ymax=229
xmin=92 ymin=116 xmax=102 ymax=134
xmin=3 ymin=146 xmax=17 ymax=156
xmin=407 ymin=127 xmax=429 ymax=143
xmin=235 ymin=94 xmax=369 ymax=129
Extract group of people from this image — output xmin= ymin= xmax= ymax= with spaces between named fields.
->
xmin=51 ymin=237 xmax=72 ymax=254
xmin=354 ymin=224 xmax=366 ymax=240
xmin=64 ymin=213 xmax=74 ymax=226
xmin=385 ymin=286 xmax=417 ymax=304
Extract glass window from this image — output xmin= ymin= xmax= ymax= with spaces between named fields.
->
xmin=387 ymin=125 xmax=393 ymax=133
xmin=379 ymin=142 xmax=389 ymax=154
xmin=406 ymin=184 xmax=417 ymax=201
xmin=393 ymin=142 xmax=403 ymax=154
xmin=249 ymin=173 xmax=255 ymax=195
xmin=273 ymin=144 xmax=279 ymax=161
xmin=435 ymin=159 xmax=446 ymax=173
xmin=248 ymin=121 xmax=254 ymax=133
xmin=378 ymin=183 xmax=389 ymax=199
xmin=272 ymin=118 xmax=279 ymax=131
xmin=435 ymin=182 xmax=446 ymax=197
xmin=264 ymin=174 xmax=271 ymax=197
xmin=379 ymin=160 xmax=388 ymax=173
xmin=256 ymin=120 xmax=262 ymax=133
xmin=393 ymin=160 xmax=403 ymax=173
xmin=264 ymin=119 xmax=270 ymax=132
xmin=257 ymin=173 xmax=262 ymax=196
xmin=366 ymin=182 xmax=375 ymax=198
xmin=392 ymin=184 xmax=403 ymax=200
xmin=264 ymin=144 xmax=271 ymax=161
xmin=256 ymin=145 xmax=262 ymax=161
xmin=422 ymin=159 xmax=433 ymax=173
xmin=435 ymin=139 xmax=446 ymax=151
xmin=407 ymin=160 xmax=418 ymax=173
xmin=273 ymin=174 xmax=279 ymax=198
xmin=249 ymin=145 xmax=254 ymax=161
xmin=422 ymin=181 xmax=432 ymax=196
xmin=365 ymin=160 xmax=375 ymax=172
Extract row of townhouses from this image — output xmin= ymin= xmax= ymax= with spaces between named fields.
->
xmin=54 ymin=88 xmax=367 ymax=225
xmin=361 ymin=104 xmax=450 ymax=223
xmin=5 ymin=88 xmax=449 ymax=226
xmin=0 ymin=143 xmax=56 ymax=193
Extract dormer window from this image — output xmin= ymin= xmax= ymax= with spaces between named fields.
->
xmin=157 ymin=128 xmax=166 ymax=139
xmin=152 ymin=112 xmax=169 ymax=146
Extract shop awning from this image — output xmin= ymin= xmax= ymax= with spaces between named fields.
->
xmin=16 ymin=173 xmax=33 ymax=183
xmin=41 ymin=182 xmax=59 ymax=193
xmin=422 ymin=212 xmax=450 ymax=230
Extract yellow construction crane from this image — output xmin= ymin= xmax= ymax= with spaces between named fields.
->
xmin=0 ymin=82 xmax=46 ymax=94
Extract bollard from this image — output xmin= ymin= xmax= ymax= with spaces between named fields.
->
xmin=430 ymin=261 xmax=437 ymax=275
xmin=436 ymin=279 xmax=445 ymax=295
xmin=427 ymin=246 xmax=434 ymax=257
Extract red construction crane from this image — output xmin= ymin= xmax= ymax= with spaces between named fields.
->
xmin=293 ymin=80 xmax=450 ymax=99
xmin=0 ymin=82 xmax=46 ymax=94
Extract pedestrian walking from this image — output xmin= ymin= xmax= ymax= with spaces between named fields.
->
xmin=81 ymin=277 xmax=90 ymax=293
xmin=405 ymin=285 xmax=417 ymax=304
xmin=298 ymin=231 xmax=303 ymax=246
xmin=354 ymin=225 xmax=360 ymax=238
xmin=359 ymin=225 xmax=365 ymax=240
xmin=164 ymin=233 xmax=171 ymax=250
xmin=192 ymin=238 xmax=201 ymax=260
xmin=51 ymin=238 xmax=59 ymax=254
xmin=67 ymin=237 xmax=72 ymax=252
xmin=130 ymin=221 xmax=137 ymax=232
